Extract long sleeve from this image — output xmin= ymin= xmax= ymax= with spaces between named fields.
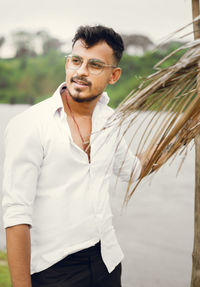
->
xmin=2 ymin=114 xmax=43 ymax=228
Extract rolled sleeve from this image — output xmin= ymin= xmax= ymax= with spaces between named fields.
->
xmin=113 ymin=137 xmax=141 ymax=182
xmin=2 ymin=115 xmax=43 ymax=228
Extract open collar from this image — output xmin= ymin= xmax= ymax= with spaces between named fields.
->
xmin=50 ymin=82 xmax=110 ymax=115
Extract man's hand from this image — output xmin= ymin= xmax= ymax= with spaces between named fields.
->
xmin=6 ymin=224 xmax=32 ymax=287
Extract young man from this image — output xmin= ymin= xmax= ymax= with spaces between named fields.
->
xmin=2 ymin=25 xmax=142 ymax=287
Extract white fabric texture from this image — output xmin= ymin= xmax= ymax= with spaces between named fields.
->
xmin=2 ymin=83 xmax=141 ymax=274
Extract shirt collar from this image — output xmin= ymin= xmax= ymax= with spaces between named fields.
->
xmin=98 ymin=91 xmax=110 ymax=105
xmin=50 ymin=83 xmax=65 ymax=114
xmin=50 ymin=82 xmax=110 ymax=115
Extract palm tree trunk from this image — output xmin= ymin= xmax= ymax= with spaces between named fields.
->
xmin=191 ymin=1 xmax=200 ymax=286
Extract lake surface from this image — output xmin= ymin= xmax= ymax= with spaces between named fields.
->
xmin=0 ymin=104 xmax=195 ymax=287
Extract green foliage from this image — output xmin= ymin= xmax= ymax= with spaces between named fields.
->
xmin=0 ymin=266 xmax=11 ymax=287
xmin=0 ymin=251 xmax=11 ymax=287
xmin=0 ymin=250 xmax=7 ymax=261
xmin=0 ymin=43 xmax=185 ymax=107
xmin=0 ymin=51 xmax=65 ymax=104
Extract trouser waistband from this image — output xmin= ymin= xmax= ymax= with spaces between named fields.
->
xmin=68 ymin=241 xmax=101 ymax=258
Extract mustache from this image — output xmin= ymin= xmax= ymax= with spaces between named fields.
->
xmin=71 ymin=76 xmax=92 ymax=86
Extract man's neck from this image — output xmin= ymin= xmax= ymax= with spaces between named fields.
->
xmin=61 ymin=92 xmax=100 ymax=117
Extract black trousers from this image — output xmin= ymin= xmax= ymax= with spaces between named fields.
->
xmin=31 ymin=242 xmax=122 ymax=287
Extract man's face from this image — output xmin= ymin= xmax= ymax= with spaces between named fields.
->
xmin=65 ymin=39 xmax=121 ymax=103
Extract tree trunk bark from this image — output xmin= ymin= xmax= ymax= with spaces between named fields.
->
xmin=191 ymin=136 xmax=200 ymax=287
xmin=191 ymin=1 xmax=200 ymax=286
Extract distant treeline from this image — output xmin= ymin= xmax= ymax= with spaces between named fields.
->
xmin=0 ymin=41 xmax=185 ymax=108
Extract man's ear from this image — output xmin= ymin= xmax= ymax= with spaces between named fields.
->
xmin=108 ymin=68 xmax=122 ymax=85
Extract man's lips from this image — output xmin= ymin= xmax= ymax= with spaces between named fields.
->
xmin=73 ymin=80 xmax=88 ymax=86
xmin=71 ymin=77 xmax=91 ymax=87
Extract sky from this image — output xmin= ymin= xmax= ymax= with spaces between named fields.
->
xmin=0 ymin=0 xmax=193 ymax=57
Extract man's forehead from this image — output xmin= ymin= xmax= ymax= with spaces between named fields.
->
xmin=72 ymin=39 xmax=114 ymax=61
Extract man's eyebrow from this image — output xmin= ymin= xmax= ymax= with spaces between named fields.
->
xmin=71 ymin=54 xmax=105 ymax=64
xmin=71 ymin=54 xmax=82 ymax=58
xmin=89 ymin=58 xmax=105 ymax=64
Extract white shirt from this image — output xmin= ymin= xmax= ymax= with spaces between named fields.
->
xmin=2 ymin=83 xmax=141 ymax=275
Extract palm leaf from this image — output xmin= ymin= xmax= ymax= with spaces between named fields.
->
xmin=104 ymin=20 xmax=200 ymax=203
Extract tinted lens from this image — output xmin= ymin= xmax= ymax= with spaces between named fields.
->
xmin=68 ymin=56 xmax=82 ymax=70
xmin=66 ymin=56 xmax=104 ymax=75
xmin=88 ymin=60 xmax=104 ymax=75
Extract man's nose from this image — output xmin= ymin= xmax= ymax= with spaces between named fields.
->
xmin=77 ymin=62 xmax=89 ymax=76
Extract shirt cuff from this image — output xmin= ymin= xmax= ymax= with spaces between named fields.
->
xmin=3 ymin=204 xmax=33 ymax=228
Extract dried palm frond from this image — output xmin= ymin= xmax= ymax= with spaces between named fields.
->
xmin=104 ymin=20 xmax=200 ymax=203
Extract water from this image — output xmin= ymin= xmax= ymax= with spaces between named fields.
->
xmin=0 ymin=104 xmax=195 ymax=287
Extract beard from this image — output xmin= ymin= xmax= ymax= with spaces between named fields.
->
xmin=67 ymin=76 xmax=102 ymax=103
xmin=69 ymin=92 xmax=100 ymax=103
